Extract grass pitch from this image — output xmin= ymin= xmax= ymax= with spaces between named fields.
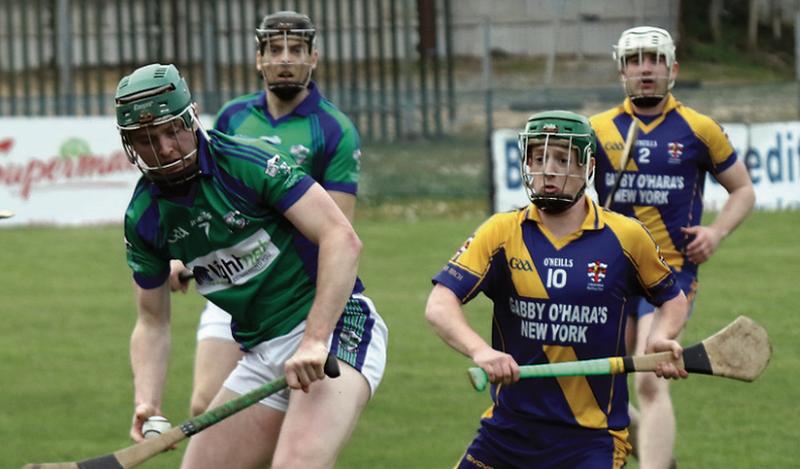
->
xmin=2 ymin=210 xmax=797 ymax=468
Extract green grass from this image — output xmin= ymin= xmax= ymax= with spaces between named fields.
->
xmin=2 ymin=210 xmax=797 ymax=468
xmin=678 ymin=42 xmax=794 ymax=84
xmin=360 ymin=135 xmax=488 ymax=203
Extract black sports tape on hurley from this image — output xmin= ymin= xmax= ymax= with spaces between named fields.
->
xmin=181 ymin=421 xmax=199 ymax=437
xmin=681 ymin=343 xmax=714 ymax=375
xmin=178 ymin=270 xmax=194 ymax=282
xmin=622 ymin=356 xmax=635 ymax=372
xmin=77 ymin=454 xmax=124 ymax=469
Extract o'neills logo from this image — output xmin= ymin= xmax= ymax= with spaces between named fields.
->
xmin=0 ymin=150 xmax=135 ymax=199
xmin=186 ymin=229 xmax=280 ymax=294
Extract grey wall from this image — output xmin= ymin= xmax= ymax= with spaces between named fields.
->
xmin=447 ymin=0 xmax=679 ymax=57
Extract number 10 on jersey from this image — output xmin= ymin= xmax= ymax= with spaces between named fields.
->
xmin=546 ymin=268 xmax=567 ymax=288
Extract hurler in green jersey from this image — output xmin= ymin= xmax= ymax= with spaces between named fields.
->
xmin=176 ymin=10 xmax=369 ymax=420
xmin=117 ymin=62 xmax=387 ymax=468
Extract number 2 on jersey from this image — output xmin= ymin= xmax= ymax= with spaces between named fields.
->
xmin=638 ymin=147 xmax=650 ymax=164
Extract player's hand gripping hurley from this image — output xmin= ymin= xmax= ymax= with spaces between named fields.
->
xmin=468 ymin=316 xmax=771 ymax=391
xmin=22 ymin=355 xmax=341 ymax=469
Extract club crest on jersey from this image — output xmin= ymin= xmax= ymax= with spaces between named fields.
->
xmin=289 ymin=144 xmax=311 ymax=165
xmin=265 ymin=155 xmax=291 ymax=177
xmin=667 ymin=141 xmax=684 ymax=164
xmin=586 ymin=260 xmax=608 ymax=291
xmin=223 ymin=210 xmax=249 ymax=230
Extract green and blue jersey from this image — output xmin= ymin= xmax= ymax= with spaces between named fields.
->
xmin=214 ymin=80 xmax=364 ymax=292
xmin=214 ymin=81 xmax=361 ymax=195
xmin=124 ymin=130 xmax=362 ymax=350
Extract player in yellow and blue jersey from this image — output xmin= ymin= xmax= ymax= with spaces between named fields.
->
xmin=426 ymin=110 xmax=689 ymax=469
xmin=590 ymin=27 xmax=755 ymax=468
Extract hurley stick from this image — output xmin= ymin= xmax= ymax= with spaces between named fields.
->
xmin=23 ymin=355 xmax=341 ymax=469
xmin=603 ymin=119 xmax=638 ymax=209
xmin=468 ymin=316 xmax=771 ymax=392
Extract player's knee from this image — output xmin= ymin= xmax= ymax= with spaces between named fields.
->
xmin=189 ymin=401 xmax=206 ymax=417
xmin=271 ymin=445 xmax=332 ymax=469
xmin=635 ymin=373 xmax=668 ymax=402
xmin=189 ymin=393 xmax=212 ymax=417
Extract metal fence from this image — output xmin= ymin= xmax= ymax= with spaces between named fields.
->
xmin=0 ymin=0 xmax=456 ymax=140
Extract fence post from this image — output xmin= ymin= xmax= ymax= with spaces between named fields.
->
xmin=390 ymin=0 xmax=402 ymax=139
xmin=402 ymin=0 xmax=415 ymax=137
xmin=56 ymin=0 xmax=75 ymax=115
xmin=21 ymin=2 xmax=32 ymax=115
xmin=545 ymin=0 xmax=562 ymax=85
xmin=201 ymin=0 xmax=218 ymax=112
xmin=483 ymin=17 xmax=494 ymax=214
xmin=443 ymin=0 xmax=455 ymax=124
xmin=796 ymin=12 xmax=800 ymax=118
xmin=36 ymin=0 xmax=48 ymax=114
xmin=5 ymin=0 xmax=20 ymax=115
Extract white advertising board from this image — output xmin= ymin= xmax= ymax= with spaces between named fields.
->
xmin=1 ymin=118 xmax=798 ymax=226
xmin=0 ymin=117 xmax=138 ymax=226
xmin=0 ymin=116 xmax=213 ymax=226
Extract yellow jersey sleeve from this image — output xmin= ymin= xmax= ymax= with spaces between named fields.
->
xmin=675 ymin=105 xmax=737 ymax=173
xmin=604 ymin=212 xmax=681 ymax=304
xmin=433 ymin=211 xmax=520 ymax=302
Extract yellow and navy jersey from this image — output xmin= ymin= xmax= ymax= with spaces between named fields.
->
xmin=432 ymin=198 xmax=680 ymax=431
xmin=590 ymin=96 xmax=737 ymax=276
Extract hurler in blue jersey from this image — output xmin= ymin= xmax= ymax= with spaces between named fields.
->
xmin=591 ymin=26 xmax=755 ymax=468
xmin=426 ymin=110 xmax=689 ymax=469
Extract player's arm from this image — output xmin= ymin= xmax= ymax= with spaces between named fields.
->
xmin=167 ymin=259 xmax=191 ymax=293
xmin=644 ymin=291 xmax=689 ymax=379
xmin=625 ymin=216 xmax=690 ymax=378
xmin=425 ymin=284 xmax=519 ymax=386
xmin=321 ymin=119 xmax=360 ymax=222
xmin=328 ymin=191 xmax=356 ymax=222
xmin=282 ymin=182 xmax=362 ymax=391
xmin=129 ymin=281 xmax=171 ymax=441
xmin=681 ymin=160 xmax=754 ymax=264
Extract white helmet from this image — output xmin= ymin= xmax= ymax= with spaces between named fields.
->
xmin=613 ymin=26 xmax=677 ymax=106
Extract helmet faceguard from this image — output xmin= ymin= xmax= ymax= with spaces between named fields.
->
xmin=613 ymin=26 xmax=676 ymax=108
xmin=518 ymin=111 xmax=596 ymax=213
xmin=255 ymin=11 xmax=317 ymax=101
xmin=115 ymin=64 xmax=200 ymax=187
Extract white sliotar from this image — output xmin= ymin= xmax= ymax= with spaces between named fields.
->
xmin=142 ymin=415 xmax=172 ymax=439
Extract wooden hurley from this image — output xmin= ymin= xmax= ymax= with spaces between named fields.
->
xmin=469 ymin=315 xmax=772 ymax=392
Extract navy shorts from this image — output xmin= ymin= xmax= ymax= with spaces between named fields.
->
xmin=456 ymin=419 xmax=630 ymax=469
xmin=628 ymin=269 xmax=697 ymax=319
